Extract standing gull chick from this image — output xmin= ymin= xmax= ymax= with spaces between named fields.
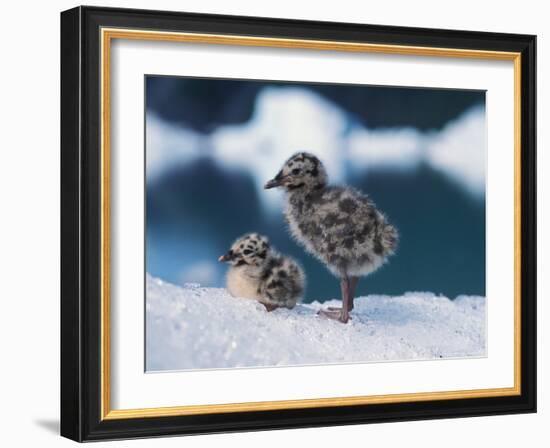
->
xmin=219 ymin=233 xmax=305 ymax=310
xmin=265 ymin=152 xmax=398 ymax=323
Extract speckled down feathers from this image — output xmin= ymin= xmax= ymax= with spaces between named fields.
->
xmin=276 ymin=153 xmax=398 ymax=277
xmin=224 ymin=233 xmax=305 ymax=308
xmin=258 ymin=254 xmax=305 ymax=308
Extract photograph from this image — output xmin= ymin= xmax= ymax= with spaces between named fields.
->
xmin=145 ymin=76 xmax=487 ymax=371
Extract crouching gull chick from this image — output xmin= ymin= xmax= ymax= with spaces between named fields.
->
xmin=265 ymin=152 xmax=398 ymax=323
xmin=219 ymin=233 xmax=305 ymax=310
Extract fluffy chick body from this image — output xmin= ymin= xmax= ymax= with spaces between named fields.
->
xmin=220 ymin=233 xmax=305 ymax=309
xmin=268 ymin=152 xmax=398 ymax=278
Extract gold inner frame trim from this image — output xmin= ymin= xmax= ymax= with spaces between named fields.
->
xmin=100 ymin=27 xmax=522 ymax=420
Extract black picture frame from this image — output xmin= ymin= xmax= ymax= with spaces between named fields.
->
xmin=61 ymin=5 xmax=536 ymax=442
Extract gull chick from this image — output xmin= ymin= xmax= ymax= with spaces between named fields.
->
xmin=219 ymin=233 xmax=305 ymax=310
xmin=265 ymin=152 xmax=398 ymax=323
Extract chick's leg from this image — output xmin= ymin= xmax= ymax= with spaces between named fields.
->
xmin=263 ymin=303 xmax=279 ymax=312
xmin=348 ymin=276 xmax=359 ymax=311
xmin=318 ymin=276 xmax=351 ymax=323
xmin=328 ymin=276 xmax=358 ymax=311
xmin=340 ymin=277 xmax=351 ymax=322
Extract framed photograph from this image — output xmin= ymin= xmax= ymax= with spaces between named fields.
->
xmin=60 ymin=6 xmax=536 ymax=442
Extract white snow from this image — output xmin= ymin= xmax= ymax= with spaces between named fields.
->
xmin=146 ymin=274 xmax=486 ymax=372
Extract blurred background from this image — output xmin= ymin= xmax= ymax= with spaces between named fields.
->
xmin=146 ymin=76 xmax=486 ymax=301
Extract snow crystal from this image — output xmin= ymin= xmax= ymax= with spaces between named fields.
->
xmin=145 ymin=274 xmax=486 ymax=371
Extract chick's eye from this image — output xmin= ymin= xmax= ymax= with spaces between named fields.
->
xmin=243 ymin=249 xmax=252 ymax=255
xmin=291 ymin=168 xmax=301 ymax=175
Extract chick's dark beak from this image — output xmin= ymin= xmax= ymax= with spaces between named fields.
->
xmin=264 ymin=178 xmax=281 ymax=189
xmin=218 ymin=252 xmax=232 ymax=262
xmin=264 ymin=171 xmax=285 ymax=189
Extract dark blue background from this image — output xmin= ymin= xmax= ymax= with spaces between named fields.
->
xmin=146 ymin=76 xmax=486 ymax=301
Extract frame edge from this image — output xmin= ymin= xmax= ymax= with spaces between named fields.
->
xmin=519 ymin=33 xmax=537 ymax=414
xmin=60 ymin=5 xmax=84 ymax=442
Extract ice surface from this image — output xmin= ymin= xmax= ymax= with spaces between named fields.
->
xmin=146 ymin=274 xmax=486 ymax=371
